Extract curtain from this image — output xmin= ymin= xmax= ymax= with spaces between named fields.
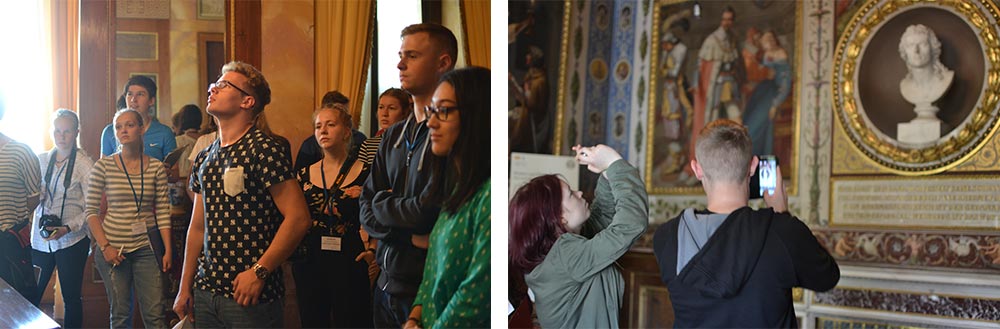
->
xmin=315 ymin=0 xmax=374 ymax=128
xmin=460 ymin=0 xmax=490 ymax=68
xmin=44 ymin=0 xmax=79 ymax=150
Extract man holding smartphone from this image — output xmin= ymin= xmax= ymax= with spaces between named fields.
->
xmin=651 ymin=119 xmax=840 ymax=327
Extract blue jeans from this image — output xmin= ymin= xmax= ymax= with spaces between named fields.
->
xmin=31 ymin=237 xmax=90 ymax=328
xmin=372 ymin=286 xmax=414 ymax=329
xmin=193 ymin=288 xmax=283 ymax=328
xmin=94 ymin=245 xmax=165 ymax=329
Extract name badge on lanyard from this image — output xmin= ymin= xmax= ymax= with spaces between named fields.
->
xmin=321 ymin=236 xmax=342 ymax=251
xmin=131 ymin=221 xmax=146 ymax=235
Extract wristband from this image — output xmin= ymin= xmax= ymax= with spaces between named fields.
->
xmin=100 ymin=242 xmax=110 ymax=252
xmin=408 ymin=317 xmax=421 ymax=325
xmin=366 ymin=248 xmax=376 ymax=254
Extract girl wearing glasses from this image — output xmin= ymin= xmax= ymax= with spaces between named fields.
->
xmin=404 ymin=67 xmax=491 ymax=329
xmin=86 ymin=108 xmax=172 ymax=329
xmin=508 ymin=142 xmax=648 ymax=328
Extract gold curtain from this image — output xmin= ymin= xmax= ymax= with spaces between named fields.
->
xmin=45 ymin=0 xmax=79 ymax=150
xmin=460 ymin=0 xmax=490 ymax=68
xmin=315 ymin=0 xmax=374 ymax=128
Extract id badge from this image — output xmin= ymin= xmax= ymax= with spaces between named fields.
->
xmin=321 ymin=236 xmax=342 ymax=251
xmin=131 ymin=222 xmax=146 ymax=235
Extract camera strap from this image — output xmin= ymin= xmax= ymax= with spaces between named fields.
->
xmin=43 ymin=147 xmax=77 ymax=220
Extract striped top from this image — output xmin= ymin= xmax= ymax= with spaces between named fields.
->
xmin=85 ymin=155 xmax=169 ymax=253
xmin=0 ymin=140 xmax=42 ymax=232
xmin=358 ymin=135 xmax=382 ymax=172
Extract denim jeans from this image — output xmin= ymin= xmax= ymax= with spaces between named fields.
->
xmin=372 ymin=286 xmax=414 ymax=329
xmin=94 ymin=245 xmax=165 ymax=329
xmin=193 ymin=288 xmax=283 ymax=328
xmin=31 ymin=237 xmax=90 ymax=328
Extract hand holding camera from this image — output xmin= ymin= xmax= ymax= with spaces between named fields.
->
xmin=39 ymin=214 xmax=65 ymax=240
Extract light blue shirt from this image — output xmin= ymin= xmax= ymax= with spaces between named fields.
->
xmin=100 ymin=119 xmax=177 ymax=161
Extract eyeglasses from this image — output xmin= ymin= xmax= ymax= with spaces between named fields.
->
xmin=209 ymin=80 xmax=252 ymax=96
xmin=424 ymin=105 xmax=458 ymax=121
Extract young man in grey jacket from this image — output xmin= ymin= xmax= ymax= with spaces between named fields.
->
xmin=360 ymin=23 xmax=457 ymax=328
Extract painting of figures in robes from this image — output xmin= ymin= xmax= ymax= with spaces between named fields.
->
xmin=647 ymin=0 xmax=798 ymax=193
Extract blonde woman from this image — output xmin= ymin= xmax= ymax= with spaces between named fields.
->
xmin=86 ymin=109 xmax=171 ymax=328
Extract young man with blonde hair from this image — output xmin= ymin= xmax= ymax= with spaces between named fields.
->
xmin=652 ymin=119 xmax=839 ymax=327
xmin=172 ymin=61 xmax=311 ymax=327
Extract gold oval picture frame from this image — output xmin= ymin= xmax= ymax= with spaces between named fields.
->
xmin=832 ymin=0 xmax=1000 ymax=175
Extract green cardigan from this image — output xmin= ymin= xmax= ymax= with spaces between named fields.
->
xmin=525 ymin=160 xmax=649 ymax=328
xmin=413 ymin=180 xmax=491 ymax=328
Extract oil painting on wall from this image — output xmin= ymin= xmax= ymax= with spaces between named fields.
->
xmin=647 ymin=1 xmax=798 ymax=193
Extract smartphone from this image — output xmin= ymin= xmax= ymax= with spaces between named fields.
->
xmin=749 ymin=155 xmax=778 ymax=199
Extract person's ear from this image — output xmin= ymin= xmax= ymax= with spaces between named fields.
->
xmin=241 ymin=95 xmax=256 ymax=111
xmin=749 ymin=156 xmax=760 ymax=180
xmin=438 ymin=53 xmax=454 ymax=73
xmin=691 ymin=159 xmax=705 ymax=180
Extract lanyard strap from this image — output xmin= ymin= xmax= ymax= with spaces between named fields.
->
xmin=319 ymin=153 xmax=357 ymax=220
xmin=403 ymin=120 xmax=427 ymax=164
xmin=118 ymin=153 xmax=144 ymax=214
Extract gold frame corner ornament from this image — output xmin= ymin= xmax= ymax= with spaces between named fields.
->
xmin=832 ymin=0 xmax=1000 ymax=175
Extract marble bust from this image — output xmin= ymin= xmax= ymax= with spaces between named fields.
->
xmin=896 ymin=24 xmax=953 ymax=144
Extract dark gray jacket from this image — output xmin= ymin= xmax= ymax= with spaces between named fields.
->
xmin=361 ymin=115 xmax=440 ymax=296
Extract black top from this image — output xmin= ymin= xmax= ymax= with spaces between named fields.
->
xmin=189 ymin=127 xmax=295 ymax=303
xmin=652 ymin=207 xmax=840 ymax=328
xmin=296 ymin=157 xmax=369 ymax=258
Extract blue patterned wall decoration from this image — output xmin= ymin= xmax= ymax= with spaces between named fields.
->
xmin=606 ymin=0 xmax=637 ymax=158
xmin=581 ymin=0 xmax=614 ymax=147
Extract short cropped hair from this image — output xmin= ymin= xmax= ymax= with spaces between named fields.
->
xmin=178 ymin=104 xmax=203 ymax=131
xmin=694 ymin=119 xmax=752 ymax=184
xmin=401 ymin=23 xmax=458 ymax=70
xmin=123 ymin=75 xmax=157 ymax=100
xmin=321 ymin=90 xmax=349 ymax=108
xmin=221 ymin=61 xmax=272 ymax=116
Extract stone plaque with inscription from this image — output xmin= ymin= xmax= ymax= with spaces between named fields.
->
xmin=117 ymin=0 xmax=170 ymax=19
xmin=831 ymin=177 xmax=1000 ymax=229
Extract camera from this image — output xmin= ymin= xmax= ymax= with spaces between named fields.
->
xmin=39 ymin=214 xmax=62 ymax=238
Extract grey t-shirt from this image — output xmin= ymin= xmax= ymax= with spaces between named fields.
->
xmin=676 ymin=208 xmax=729 ymax=274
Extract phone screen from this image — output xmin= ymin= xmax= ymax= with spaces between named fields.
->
xmin=749 ymin=155 xmax=778 ymax=199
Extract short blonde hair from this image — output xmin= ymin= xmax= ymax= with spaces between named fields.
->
xmin=694 ymin=119 xmax=752 ymax=184
xmin=220 ymin=61 xmax=271 ymax=116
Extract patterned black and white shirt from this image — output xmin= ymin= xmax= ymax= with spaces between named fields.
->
xmin=189 ymin=127 xmax=295 ymax=303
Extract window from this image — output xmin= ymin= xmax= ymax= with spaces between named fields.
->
xmin=375 ymin=0 xmax=422 ymax=94
xmin=0 ymin=1 xmax=52 ymax=153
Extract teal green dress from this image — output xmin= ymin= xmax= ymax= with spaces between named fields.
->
xmin=414 ymin=180 xmax=491 ymax=328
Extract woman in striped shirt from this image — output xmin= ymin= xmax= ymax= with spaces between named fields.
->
xmin=86 ymin=109 xmax=171 ymax=329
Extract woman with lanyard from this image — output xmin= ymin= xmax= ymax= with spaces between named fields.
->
xmin=85 ymin=108 xmax=171 ymax=328
xmin=292 ymin=103 xmax=374 ymax=328
xmin=29 ymin=109 xmax=94 ymax=328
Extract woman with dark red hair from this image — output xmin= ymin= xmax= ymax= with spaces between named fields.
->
xmin=508 ymin=144 xmax=648 ymax=328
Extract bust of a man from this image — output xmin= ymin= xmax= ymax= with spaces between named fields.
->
xmin=898 ymin=24 xmax=953 ymax=123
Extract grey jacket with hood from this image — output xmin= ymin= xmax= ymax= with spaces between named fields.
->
xmin=361 ymin=115 xmax=440 ymax=296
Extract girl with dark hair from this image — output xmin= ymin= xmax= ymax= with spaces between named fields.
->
xmin=404 ymin=67 xmax=491 ymax=329
xmin=509 ymin=144 xmax=648 ymax=328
